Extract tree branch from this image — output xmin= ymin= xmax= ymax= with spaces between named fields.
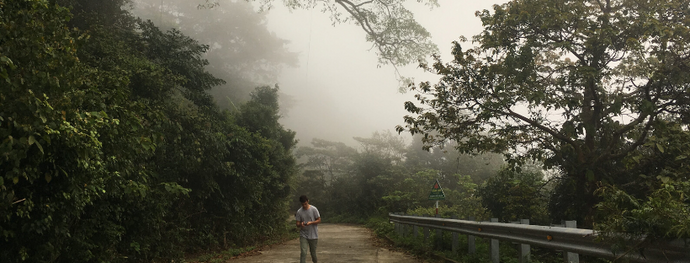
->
xmin=477 ymin=101 xmax=581 ymax=155
xmin=604 ymin=114 xmax=655 ymax=161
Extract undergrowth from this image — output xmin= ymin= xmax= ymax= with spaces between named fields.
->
xmin=185 ymin=221 xmax=300 ymax=263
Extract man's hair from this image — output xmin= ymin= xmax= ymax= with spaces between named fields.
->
xmin=299 ymin=195 xmax=309 ymax=203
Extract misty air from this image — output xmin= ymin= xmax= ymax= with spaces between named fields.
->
xmin=1 ymin=0 xmax=689 ymax=262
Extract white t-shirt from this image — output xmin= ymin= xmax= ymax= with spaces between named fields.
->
xmin=295 ymin=205 xmax=320 ymax=239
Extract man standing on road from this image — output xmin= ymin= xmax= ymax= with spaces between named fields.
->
xmin=295 ymin=195 xmax=321 ymax=263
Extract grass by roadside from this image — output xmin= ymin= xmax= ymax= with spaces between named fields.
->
xmin=366 ymin=216 xmax=444 ymax=262
xmin=185 ymin=222 xmax=300 ymax=263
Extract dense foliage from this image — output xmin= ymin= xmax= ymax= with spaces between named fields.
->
xmin=477 ymin=167 xmax=550 ymax=225
xmin=1 ymin=0 xmax=296 ymax=262
xmin=594 ymin=120 xmax=690 ymax=251
xmin=293 ymin=131 xmax=501 ymax=222
xmin=133 ymin=0 xmax=298 ymax=106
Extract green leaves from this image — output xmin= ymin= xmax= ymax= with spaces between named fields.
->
xmin=477 ymin=167 xmax=549 ymax=224
xmin=27 ymin=135 xmax=43 ymax=154
xmin=161 ymin=182 xmax=190 ymax=196
xmin=281 ymin=0 xmax=439 ymax=67
xmin=400 ymin=0 xmax=690 ymax=225
xmin=0 ymin=55 xmax=15 ymax=83
xmin=595 ymin=180 xmax=690 ymax=247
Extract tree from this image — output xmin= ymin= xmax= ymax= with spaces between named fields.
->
xmin=595 ymin=180 xmax=690 ymax=253
xmin=55 ymin=0 xmax=135 ymax=30
xmin=2 ymin=0 xmax=301 ymax=261
xmin=354 ymin=130 xmax=407 ymax=164
xmin=398 ymin=0 xmax=690 ymax=224
xmin=477 ymin=167 xmax=550 ymax=225
xmin=293 ymin=170 xmax=328 ymax=208
xmin=386 ymin=169 xmax=490 ymax=219
xmin=404 ymin=134 xmax=504 ymax=184
xmin=334 ymin=151 xmax=399 ymax=218
xmin=132 ymin=0 xmax=298 ymax=105
xmin=594 ymin=120 xmax=690 ymax=245
xmin=0 ymin=1 xmax=174 ymax=261
xmin=295 ymin=138 xmax=357 ymax=184
xmin=198 ymin=0 xmax=439 ymax=70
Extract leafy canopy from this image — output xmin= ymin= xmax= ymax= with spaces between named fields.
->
xmin=1 ymin=0 xmax=300 ymax=261
xmin=398 ymin=0 xmax=690 ymax=221
xmin=133 ymin=0 xmax=298 ymax=104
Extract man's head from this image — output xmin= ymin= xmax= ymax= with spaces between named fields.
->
xmin=299 ymin=195 xmax=309 ymax=210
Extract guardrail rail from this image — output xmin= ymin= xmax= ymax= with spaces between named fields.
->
xmin=389 ymin=213 xmax=689 ymax=263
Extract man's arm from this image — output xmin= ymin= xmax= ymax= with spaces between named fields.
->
xmin=296 ymin=214 xmax=304 ymax=228
xmin=305 ymin=217 xmax=321 ymax=226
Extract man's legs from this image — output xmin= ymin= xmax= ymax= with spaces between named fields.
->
xmin=308 ymin=239 xmax=318 ymax=263
xmin=300 ymin=237 xmax=309 ymax=263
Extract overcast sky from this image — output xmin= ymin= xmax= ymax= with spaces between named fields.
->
xmin=262 ymin=0 xmax=509 ymax=146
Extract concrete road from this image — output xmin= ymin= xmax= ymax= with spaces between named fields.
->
xmin=229 ymin=224 xmax=421 ymax=263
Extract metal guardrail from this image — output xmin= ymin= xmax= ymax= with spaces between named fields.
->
xmin=389 ymin=213 xmax=689 ymax=263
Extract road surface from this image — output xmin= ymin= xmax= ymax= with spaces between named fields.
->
xmin=229 ymin=224 xmax=421 ymax=263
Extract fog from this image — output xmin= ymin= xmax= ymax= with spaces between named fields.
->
xmin=264 ymin=0 xmax=510 ymax=146
xmin=133 ymin=0 xmax=509 ymax=147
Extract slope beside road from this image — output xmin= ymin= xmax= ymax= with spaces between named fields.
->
xmin=229 ymin=223 xmax=421 ymax=263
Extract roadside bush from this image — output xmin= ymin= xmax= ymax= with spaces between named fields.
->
xmin=477 ymin=167 xmax=550 ymax=225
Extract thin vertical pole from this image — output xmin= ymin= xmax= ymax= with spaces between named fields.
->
xmin=413 ymin=214 xmax=419 ymax=238
xmin=520 ymin=219 xmax=530 ymax=263
xmin=490 ymin=218 xmax=499 ymax=263
xmin=468 ymin=216 xmax=475 ymax=254
xmin=423 ymin=214 xmax=430 ymax=241
xmin=565 ymin=221 xmax=579 ymax=263
xmin=435 ymin=214 xmax=442 ymax=249
xmin=401 ymin=213 xmax=406 ymax=238
xmin=452 ymin=215 xmax=459 ymax=255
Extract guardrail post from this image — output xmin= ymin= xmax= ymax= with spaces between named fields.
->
xmin=423 ymin=214 xmax=430 ymax=241
xmin=490 ymin=218 xmax=499 ymax=263
xmin=398 ymin=213 xmax=404 ymax=237
xmin=394 ymin=213 xmax=399 ymax=236
xmin=435 ymin=214 xmax=442 ymax=249
xmin=400 ymin=212 xmax=407 ymax=237
xmin=520 ymin=219 xmax=530 ymax=263
xmin=565 ymin=220 xmax=579 ymax=263
xmin=403 ymin=224 xmax=410 ymax=237
xmin=468 ymin=216 xmax=475 ymax=254
xmin=451 ymin=215 xmax=459 ymax=255
xmin=394 ymin=217 xmax=399 ymax=236
xmin=413 ymin=214 xmax=419 ymax=238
